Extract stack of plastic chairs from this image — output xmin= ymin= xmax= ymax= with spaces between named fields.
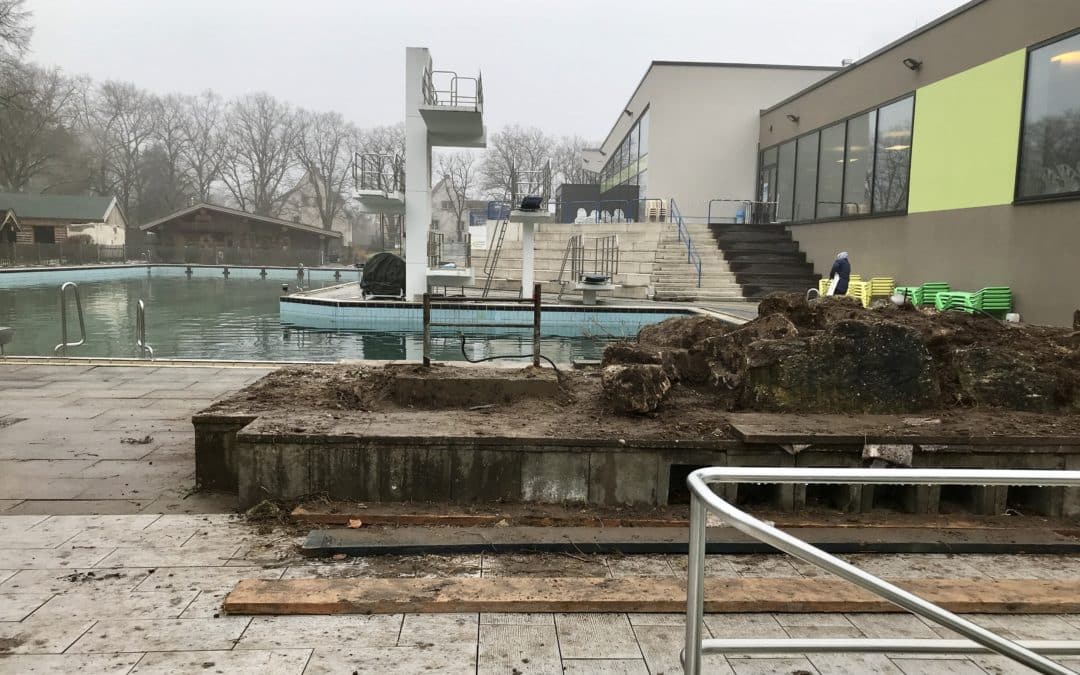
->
xmin=893 ymin=286 xmax=921 ymax=303
xmin=975 ymin=287 xmax=1012 ymax=317
xmin=818 ymin=278 xmax=830 ymax=295
xmin=917 ymin=282 xmax=951 ymax=307
xmin=846 ymin=279 xmax=872 ymax=307
xmin=935 ymin=291 xmax=977 ymax=312
xmin=869 ymin=277 xmax=895 ymax=300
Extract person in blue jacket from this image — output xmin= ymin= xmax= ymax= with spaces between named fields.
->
xmin=829 ymin=251 xmax=851 ymax=295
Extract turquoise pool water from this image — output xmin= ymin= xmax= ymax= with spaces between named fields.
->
xmin=0 ymin=266 xmax=687 ymax=363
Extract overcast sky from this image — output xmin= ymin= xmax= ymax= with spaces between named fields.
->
xmin=27 ymin=0 xmax=968 ymax=140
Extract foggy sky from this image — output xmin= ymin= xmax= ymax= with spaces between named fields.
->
xmin=26 ymin=0 xmax=969 ymax=141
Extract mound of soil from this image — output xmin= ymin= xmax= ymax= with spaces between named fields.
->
xmin=607 ymin=293 xmax=1080 ymax=415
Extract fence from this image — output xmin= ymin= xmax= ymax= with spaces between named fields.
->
xmin=0 ymin=243 xmax=336 ymax=268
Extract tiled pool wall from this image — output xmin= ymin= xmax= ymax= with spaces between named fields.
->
xmin=280 ymin=297 xmax=698 ymax=337
xmin=0 ymin=264 xmax=358 ymax=288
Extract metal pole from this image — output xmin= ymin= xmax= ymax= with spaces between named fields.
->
xmin=58 ymin=284 xmax=68 ymax=357
xmin=532 ymin=282 xmax=541 ymax=368
xmin=683 ymin=493 xmax=707 ymax=675
xmin=422 ymin=292 xmax=431 ymax=367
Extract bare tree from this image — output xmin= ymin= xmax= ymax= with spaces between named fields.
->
xmin=550 ymin=135 xmax=597 ymax=188
xmin=435 ymin=150 xmax=477 ymax=240
xmin=479 ymin=125 xmax=552 ymax=204
xmin=220 ymin=92 xmax=302 ymax=217
xmin=296 ymin=109 xmax=359 ymax=230
xmin=0 ymin=0 xmax=31 ymax=59
xmin=0 ymin=61 xmax=79 ymax=190
xmin=179 ymin=90 xmax=225 ymax=203
xmin=137 ymin=94 xmax=192 ymax=218
xmin=79 ymin=80 xmax=159 ymax=219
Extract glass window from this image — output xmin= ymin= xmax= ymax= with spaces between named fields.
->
xmin=1018 ymin=32 xmax=1080 ymax=199
xmin=843 ymin=111 xmax=876 ymax=216
xmin=639 ymin=109 xmax=649 ymax=157
xmin=628 ymin=122 xmax=639 ymax=164
xmin=757 ymin=147 xmax=778 ymax=222
xmin=776 ymin=140 xmax=796 ymax=222
xmin=873 ymin=96 xmax=914 ymax=212
xmin=816 ymin=124 xmax=845 ymax=219
xmin=793 ymin=133 xmax=819 ymax=222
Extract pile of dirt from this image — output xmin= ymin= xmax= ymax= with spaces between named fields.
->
xmin=605 ymin=293 xmax=1080 ymax=415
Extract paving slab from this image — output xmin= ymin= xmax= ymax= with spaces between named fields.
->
xmin=0 ymin=652 xmax=144 ymax=673
xmin=67 ymin=617 xmax=251 ymax=653
xmin=477 ymin=624 xmax=561 ymax=675
xmin=555 ymin=613 xmax=642 ymax=660
xmin=0 ymin=591 xmax=53 ymax=621
xmin=0 ymin=546 xmax=114 ymax=570
xmin=560 ymin=659 xmax=650 ymax=674
xmin=302 ymin=644 xmax=477 ymax=674
xmin=129 ymin=649 xmax=310 ymax=675
xmin=94 ymin=543 xmax=240 ymax=568
xmin=0 ymin=616 xmax=96 ymax=654
xmin=30 ymin=589 xmax=199 ymax=621
xmin=398 ymin=613 xmax=479 ymax=646
xmin=888 ymin=657 xmax=988 ymax=674
xmin=236 ymin=615 xmax=403 ymax=649
xmin=634 ymin=624 xmax=734 ymax=674
xmin=3 ymin=499 xmax=152 ymax=515
xmin=0 ymin=567 xmax=150 ymax=593
xmin=808 ymin=653 xmax=904 ymax=675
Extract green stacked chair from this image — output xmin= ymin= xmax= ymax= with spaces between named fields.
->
xmin=936 ymin=291 xmax=977 ymax=313
xmin=918 ymin=282 xmax=951 ymax=307
xmin=974 ymin=287 xmax=1012 ymax=317
xmin=893 ymin=286 xmax=920 ymax=303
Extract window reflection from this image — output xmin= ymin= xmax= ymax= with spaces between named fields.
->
xmin=776 ymin=141 xmax=797 ymax=222
xmin=794 ymin=132 xmax=819 ymax=222
xmin=843 ymin=111 xmax=876 ymax=216
xmin=874 ymin=97 xmax=915 ymax=212
xmin=816 ymin=123 xmax=846 ymax=219
xmin=1018 ymin=32 xmax=1080 ymax=199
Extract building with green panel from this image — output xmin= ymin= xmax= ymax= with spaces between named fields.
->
xmin=755 ymin=0 xmax=1080 ymax=326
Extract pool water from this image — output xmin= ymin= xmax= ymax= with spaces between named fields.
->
xmin=0 ymin=267 xmax=632 ymax=363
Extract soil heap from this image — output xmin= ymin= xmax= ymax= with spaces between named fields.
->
xmin=602 ymin=293 xmax=1080 ymax=415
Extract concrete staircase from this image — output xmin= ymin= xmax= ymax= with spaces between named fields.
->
xmin=651 ymin=223 xmax=744 ymax=302
xmin=704 ymin=223 xmax=819 ymax=299
xmin=480 ymin=222 xmax=660 ymax=300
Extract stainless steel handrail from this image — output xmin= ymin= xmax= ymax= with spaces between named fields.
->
xmin=53 ymin=281 xmax=86 ymax=355
xmin=136 ymin=299 xmax=153 ymax=360
xmin=683 ymin=467 xmax=1080 ymax=675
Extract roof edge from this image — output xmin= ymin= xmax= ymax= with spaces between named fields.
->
xmin=760 ymin=0 xmax=988 ymax=116
xmin=599 ymin=60 xmax=838 ymax=151
xmin=139 ymin=203 xmax=343 ymax=238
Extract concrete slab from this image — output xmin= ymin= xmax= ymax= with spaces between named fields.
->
xmin=477 ymin=624 xmax=561 ymax=675
xmin=554 ymin=614 xmax=642 ymax=660
xmin=560 ymin=659 xmax=650 ymax=674
xmin=398 ymin=613 xmax=479 ymax=646
xmin=634 ymin=624 xmax=734 ymax=674
xmin=0 ymin=653 xmax=144 ymax=674
xmin=129 ymin=649 xmax=310 ymax=675
xmin=302 ymin=644 xmax=477 ymax=675
xmin=0 ymin=591 xmax=53 ymax=621
xmin=31 ymin=589 xmax=199 ymax=621
xmin=67 ymin=617 xmax=251 ymax=653
xmin=237 ymin=615 xmax=403 ymax=649
xmin=0 ymin=616 xmax=96 ymax=654
xmin=0 ymin=567 xmax=150 ymax=593
xmin=0 ymin=547 xmax=114 ymax=570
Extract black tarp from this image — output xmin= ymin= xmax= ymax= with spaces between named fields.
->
xmin=360 ymin=252 xmax=405 ymax=297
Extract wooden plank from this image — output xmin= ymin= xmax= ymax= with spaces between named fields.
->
xmin=300 ymin=525 xmax=1080 ymax=557
xmin=223 ymin=577 xmax=1080 ymax=616
xmin=728 ymin=413 xmax=1080 ymax=446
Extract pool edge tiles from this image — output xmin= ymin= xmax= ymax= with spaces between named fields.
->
xmin=0 ymin=263 xmax=358 ymax=287
xmin=280 ymin=295 xmax=701 ymax=337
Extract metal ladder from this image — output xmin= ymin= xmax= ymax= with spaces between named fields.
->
xmin=136 ymin=299 xmax=153 ymax=359
xmin=53 ymin=282 xmax=87 ymax=356
xmin=480 ymin=195 xmax=511 ymax=298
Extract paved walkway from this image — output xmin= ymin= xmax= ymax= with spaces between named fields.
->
xmin=0 ymin=364 xmax=269 ymax=515
xmin=1 ymin=364 xmax=1078 ymax=674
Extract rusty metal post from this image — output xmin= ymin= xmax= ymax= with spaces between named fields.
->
xmin=422 ymin=292 xmax=431 ymax=367
xmin=532 ymin=282 xmax=542 ymax=368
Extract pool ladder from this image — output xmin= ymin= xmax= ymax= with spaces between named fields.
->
xmin=136 ymin=299 xmax=153 ymax=360
xmin=54 ymin=282 xmax=87 ymax=356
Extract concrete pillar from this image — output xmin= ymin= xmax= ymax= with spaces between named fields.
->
xmin=521 ymin=221 xmax=535 ymax=299
xmin=404 ymin=47 xmax=432 ymax=300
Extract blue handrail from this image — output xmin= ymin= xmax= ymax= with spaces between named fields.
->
xmin=669 ymin=198 xmax=702 ymax=288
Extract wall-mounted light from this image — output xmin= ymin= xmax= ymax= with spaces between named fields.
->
xmin=624 ymin=109 xmax=634 ymax=117
xmin=902 ymin=58 xmax=923 ymax=71
xmin=786 ymin=114 xmax=800 ymax=123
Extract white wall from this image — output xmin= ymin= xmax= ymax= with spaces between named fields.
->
xmin=599 ymin=63 xmax=835 ymax=223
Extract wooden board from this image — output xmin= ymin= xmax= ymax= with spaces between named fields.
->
xmin=728 ymin=413 xmax=1080 ymax=446
xmin=300 ymin=525 xmax=1080 ymax=557
xmin=223 ymin=577 xmax=1080 ymax=615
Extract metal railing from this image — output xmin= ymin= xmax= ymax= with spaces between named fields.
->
xmin=422 ymin=283 xmax=541 ymax=367
xmin=668 ymin=198 xmax=702 ymax=288
xmin=683 ymin=467 xmax=1080 ymax=675
xmin=354 ymin=152 xmax=404 ymax=193
xmin=135 ymin=299 xmax=154 ymax=360
xmin=422 ymin=68 xmax=483 ymax=111
xmin=53 ymin=281 xmax=86 ymax=356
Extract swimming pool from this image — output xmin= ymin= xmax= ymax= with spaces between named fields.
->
xmin=0 ymin=265 xmax=695 ymax=363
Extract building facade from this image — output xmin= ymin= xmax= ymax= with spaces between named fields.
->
xmin=593 ymin=62 xmax=836 ymax=223
xmin=756 ymin=0 xmax=1080 ymax=326
xmin=0 ymin=193 xmax=126 ymax=246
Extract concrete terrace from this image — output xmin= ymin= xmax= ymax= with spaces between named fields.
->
xmin=2 ymin=363 xmax=1080 ymax=674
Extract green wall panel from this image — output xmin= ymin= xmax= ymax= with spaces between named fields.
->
xmin=907 ymin=49 xmax=1026 ymax=214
